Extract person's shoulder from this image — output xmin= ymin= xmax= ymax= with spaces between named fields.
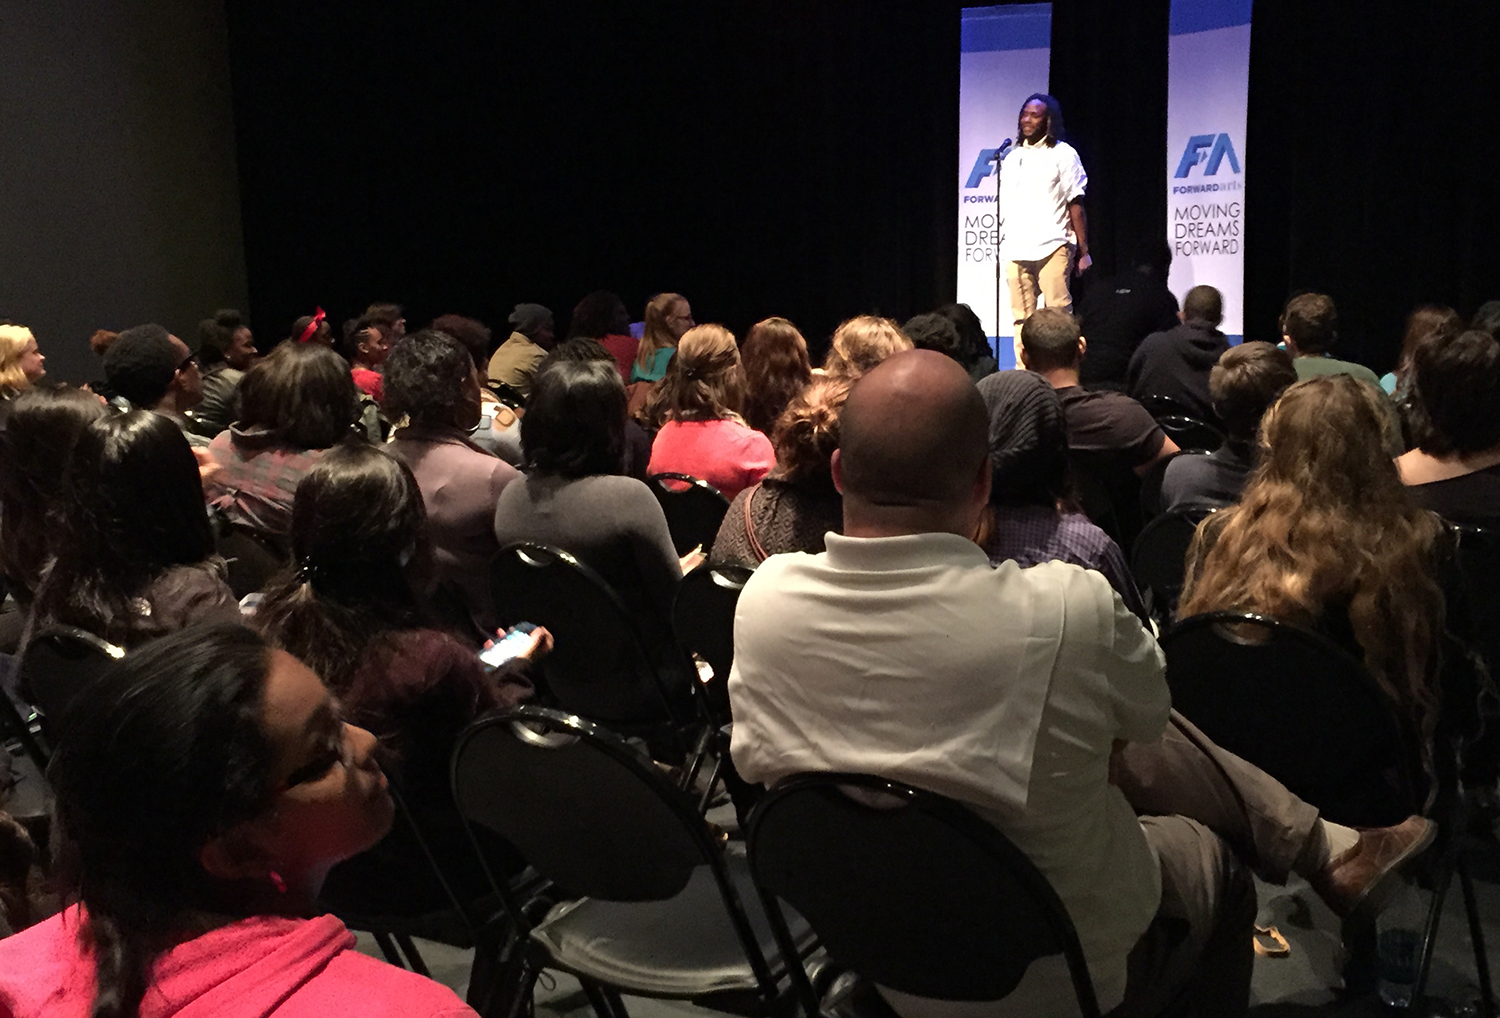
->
xmin=317 ymin=946 xmax=476 ymax=1017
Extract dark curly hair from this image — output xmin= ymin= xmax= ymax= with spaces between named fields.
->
xmin=382 ymin=329 xmax=474 ymax=428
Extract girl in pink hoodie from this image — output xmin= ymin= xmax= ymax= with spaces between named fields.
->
xmin=0 ymin=623 xmax=475 ymax=1018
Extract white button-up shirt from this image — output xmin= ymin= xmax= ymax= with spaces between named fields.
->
xmin=998 ymin=140 xmax=1088 ymax=263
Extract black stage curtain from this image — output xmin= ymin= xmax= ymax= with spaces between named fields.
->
xmin=227 ymin=2 xmax=1500 ymax=372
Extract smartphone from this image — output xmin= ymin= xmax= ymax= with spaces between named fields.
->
xmin=480 ymin=621 xmax=538 ymax=671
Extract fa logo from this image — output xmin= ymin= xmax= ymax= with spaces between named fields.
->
xmin=965 ymin=148 xmax=1003 ymax=189
xmin=1173 ymin=134 xmax=1241 ymax=178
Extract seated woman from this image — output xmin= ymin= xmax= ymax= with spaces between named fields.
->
xmin=495 ymin=358 xmax=687 ymax=646
xmin=255 ymin=442 xmax=535 ymax=911
xmin=29 ymin=410 xmax=240 ymax=648
xmin=203 ymin=342 xmax=362 ymax=539
xmin=0 ymin=324 xmax=49 ymax=427
xmin=820 ymin=315 xmax=913 ymax=382
xmin=190 ymin=309 xmax=259 ymax=438
xmin=977 ymin=370 xmax=1147 ymax=623
xmin=740 ymin=317 xmax=812 ymax=436
xmin=645 ymin=324 xmax=775 ymax=501
xmin=1180 ymin=375 xmax=1470 ymax=766
xmin=0 ymin=623 xmax=475 ymax=1017
xmin=1380 ymin=304 xmax=1462 ymax=398
xmin=1396 ymin=329 xmax=1500 ymax=525
xmin=711 ymin=377 xmax=846 ymax=567
xmin=431 ymin=313 xmax=523 ymax=466
xmin=631 ymin=292 xmax=692 ymax=384
xmin=385 ymin=330 xmax=519 ymax=639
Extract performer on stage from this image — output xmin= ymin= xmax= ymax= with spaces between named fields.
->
xmin=1000 ymin=93 xmax=1090 ymax=365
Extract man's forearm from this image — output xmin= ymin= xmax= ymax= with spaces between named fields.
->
xmin=1068 ymin=199 xmax=1089 ymax=258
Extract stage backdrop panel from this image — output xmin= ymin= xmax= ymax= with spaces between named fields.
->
xmin=1166 ymin=0 xmax=1251 ymax=343
xmin=957 ymin=3 xmax=1052 ymax=367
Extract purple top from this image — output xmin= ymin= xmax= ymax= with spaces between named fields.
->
xmin=987 ymin=504 xmax=1148 ymax=623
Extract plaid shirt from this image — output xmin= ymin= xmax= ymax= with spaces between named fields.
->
xmin=203 ymin=426 xmax=328 ymax=536
xmin=988 ymin=503 xmax=1147 ymax=623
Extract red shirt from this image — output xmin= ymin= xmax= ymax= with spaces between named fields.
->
xmin=598 ymin=334 xmax=639 ymax=382
xmin=647 ymin=418 xmax=776 ymax=501
xmin=351 ymin=366 xmax=384 ymax=403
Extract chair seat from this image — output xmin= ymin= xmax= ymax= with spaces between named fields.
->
xmin=531 ymin=857 xmax=813 ymax=997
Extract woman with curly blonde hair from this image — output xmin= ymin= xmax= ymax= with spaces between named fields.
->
xmin=645 ymin=324 xmax=774 ymax=500
xmin=822 ymin=315 xmax=913 ymax=381
xmin=741 ymin=317 xmax=812 ymax=435
xmin=1178 ymin=374 xmax=1460 ymax=759
xmin=711 ymin=376 xmax=847 ymax=566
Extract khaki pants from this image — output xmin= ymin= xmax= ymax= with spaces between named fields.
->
xmin=1008 ymin=243 xmax=1073 ymax=366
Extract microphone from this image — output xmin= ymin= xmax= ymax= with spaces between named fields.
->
xmin=990 ymin=139 xmax=1014 ymax=162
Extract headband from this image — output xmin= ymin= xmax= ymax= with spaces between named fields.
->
xmin=297 ymin=307 xmax=326 ymax=343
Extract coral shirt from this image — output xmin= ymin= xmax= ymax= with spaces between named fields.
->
xmin=647 ymin=418 xmax=775 ymax=502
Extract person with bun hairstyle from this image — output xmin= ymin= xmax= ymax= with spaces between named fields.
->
xmin=645 ymin=324 xmax=774 ymax=500
xmin=0 ymin=623 xmax=476 ymax=1018
xmin=711 ymin=377 xmax=846 ymax=567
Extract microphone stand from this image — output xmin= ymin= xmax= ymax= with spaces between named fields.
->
xmin=990 ymin=141 xmax=1012 ymax=366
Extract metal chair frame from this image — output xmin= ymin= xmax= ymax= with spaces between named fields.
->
xmin=647 ymin=472 xmax=731 ymax=557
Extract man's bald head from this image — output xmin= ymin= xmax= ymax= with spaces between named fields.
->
xmin=838 ymin=349 xmax=990 ymax=514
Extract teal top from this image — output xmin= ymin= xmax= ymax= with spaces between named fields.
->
xmin=630 ymin=345 xmax=675 ymax=383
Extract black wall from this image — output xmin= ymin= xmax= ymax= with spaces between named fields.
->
xmin=0 ymin=0 xmax=247 ymax=385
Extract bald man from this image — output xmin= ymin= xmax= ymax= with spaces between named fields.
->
xmin=728 ymin=350 xmax=1431 ymax=1017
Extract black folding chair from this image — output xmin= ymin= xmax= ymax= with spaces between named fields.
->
xmin=1163 ymin=611 xmax=1494 ymax=1012
xmin=451 ymin=706 xmax=816 ymax=1018
xmin=1130 ymin=504 xmax=1218 ymax=622
xmin=1156 ymin=414 xmax=1225 ymax=453
xmin=216 ymin=524 xmax=289 ymax=599
xmin=487 ymin=380 xmax=526 ymax=409
xmin=1451 ymin=523 xmax=1500 ymax=686
xmin=748 ymin=773 xmax=1100 ymax=1018
xmin=19 ymin=626 xmax=125 ymax=737
xmin=648 ymin=473 xmax=731 ymax=557
xmin=1138 ymin=394 xmax=1197 ymax=419
xmin=1069 ymin=451 xmax=1143 ymax=551
xmin=490 ymin=544 xmax=705 ymax=773
xmin=672 ymin=564 xmax=752 ymax=725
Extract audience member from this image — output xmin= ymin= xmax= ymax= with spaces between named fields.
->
xmin=432 ymin=313 xmax=523 ymax=465
xmin=363 ymin=302 xmax=407 ymax=345
xmin=494 ymin=359 xmax=684 ymax=649
xmin=1158 ymin=342 xmax=1297 ymax=513
xmin=569 ymin=290 xmax=637 ymax=380
xmin=1280 ymin=293 xmax=1382 ymax=389
xmin=633 ymin=292 xmax=694 ymax=383
xmin=1127 ymin=284 xmax=1231 ymax=422
xmin=1381 ymin=305 xmax=1463 ymax=397
xmin=1396 ymin=329 xmax=1500 ymax=524
xmin=0 ymin=623 xmax=477 ymax=1018
xmin=1021 ymin=308 xmax=1178 ymax=471
xmin=1180 ymin=375 xmax=1464 ymax=757
xmin=538 ymin=338 xmax=652 ymax=478
xmin=1472 ymin=300 xmax=1500 ymax=337
xmin=822 ymin=315 xmax=913 ymax=382
xmin=740 ymin=316 xmax=812 ymax=436
xmin=341 ymin=315 xmax=391 ymax=402
xmin=976 ymin=369 xmax=1146 ymax=621
xmin=289 ymin=310 xmax=334 ymax=347
xmin=0 ymin=324 xmax=47 ymax=411
xmin=30 ymin=411 xmax=239 ymax=647
xmin=102 ymin=323 xmax=207 ymax=447
xmin=936 ymin=302 xmax=998 ymax=380
xmin=0 ymin=387 xmax=109 ymax=604
xmin=255 ymin=444 xmax=535 ymax=912
xmin=1076 ymin=240 xmax=1180 ymax=389
xmin=645 ymin=324 xmax=775 ymax=500
xmin=385 ymin=330 xmax=519 ymax=636
xmin=728 ymin=349 xmax=1430 ymax=1017
xmin=487 ymin=302 xmax=555 ymax=397
xmin=711 ymin=376 xmax=846 ymax=567
xmin=203 ymin=342 xmax=361 ymax=538
xmin=87 ymin=328 xmax=118 ymax=358
xmin=902 ymin=313 xmax=968 ymax=367
xmin=192 ymin=308 xmax=258 ymax=437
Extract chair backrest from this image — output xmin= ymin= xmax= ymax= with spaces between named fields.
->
xmin=672 ymin=564 xmax=753 ymax=723
xmin=217 ymin=525 xmax=289 ymax=600
xmin=1162 ymin=611 xmax=1417 ymax=827
xmin=1139 ymin=394 xmax=1195 ymax=419
xmin=648 ymin=473 xmax=731 ymax=556
xmin=452 ymin=706 xmax=716 ymax=902
xmin=487 ymin=380 xmax=526 ymax=409
xmin=20 ymin=626 xmax=125 ymax=729
xmin=1155 ymin=414 xmax=1225 ymax=453
xmin=748 ymin=773 xmax=1099 ymax=1016
xmin=1068 ymin=451 xmax=1143 ymax=550
xmin=490 ymin=543 xmax=684 ymax=726
xmin=1451 ymin=524 xmax=1500 ymax=679
xmin=1130 ymin=504 xmax=1218 ymax=617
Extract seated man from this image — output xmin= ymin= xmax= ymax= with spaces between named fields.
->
xmin=1281 ymin=292 xmax=1383 ymax=389
xmin=729 ymin=350 xmax=1431 ymax=1017
xmin=102 ymin=323 xmax=207 ymax=447
xmin=1126 ymin=284 xmax=1230 ymax=423
xmin=1158 ymin=341 xmax=1297 ymax=513
xmin=488 ymin=303 xmax=555 ymax=398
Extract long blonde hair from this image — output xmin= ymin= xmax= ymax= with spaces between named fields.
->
xmin=1179 ymin=375 xmax=1446 ymax=744
xmin=643 ymin=324 xmax=745 ymax=426
xmin=823 ymin=316 xmax=912 ymax=381
xmin=636 ymin=292 xmax=687 ymax=372
xmin=0 ymin=325 xmax=37 ymax=395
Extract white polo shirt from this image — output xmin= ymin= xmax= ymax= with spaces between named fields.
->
xmin=998 ymin=139 xmax=1088 ymax=263
xmin=728 ymin=533 xmax=1168 ymax=1014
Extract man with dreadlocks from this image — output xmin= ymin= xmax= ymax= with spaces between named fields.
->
xmin=999 ymin=92 xmax=1091 ymax=365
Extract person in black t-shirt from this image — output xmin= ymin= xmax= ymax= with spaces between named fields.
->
xmin=1077 ymin=241 xmax=1180 ymax=390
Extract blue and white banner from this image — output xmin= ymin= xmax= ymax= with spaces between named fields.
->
xmin=957 ymin=4 xmax=1052 ymax=364
xmin=1166 ymin=0 xmax=1251 ymax=342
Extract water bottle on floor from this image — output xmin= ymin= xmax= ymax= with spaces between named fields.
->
xmin=1376 ymin=877 xmax=1426 ymax=1007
